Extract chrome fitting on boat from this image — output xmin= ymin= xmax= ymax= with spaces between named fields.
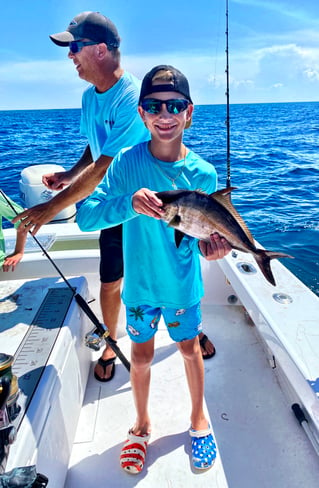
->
xmin=236 ymin=261 xmax=257 ymax=275
xmin=84 ymin=324 xmax=110 ymax=351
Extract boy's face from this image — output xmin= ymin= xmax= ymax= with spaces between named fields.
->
xmin=138 ymin=90 xmax=193 ymax=143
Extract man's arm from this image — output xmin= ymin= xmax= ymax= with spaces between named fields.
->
xmin=42 ymin=145 xmax=93 ymax=190
xmin=12 ymin=154 xmax=113 ymax=235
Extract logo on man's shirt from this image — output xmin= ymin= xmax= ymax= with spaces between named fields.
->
xmin=105 ymin=120 xmax=115 ymax=129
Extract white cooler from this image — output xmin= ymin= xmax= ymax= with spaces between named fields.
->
xmin=19 ymin=164 xmax=76 ymax=223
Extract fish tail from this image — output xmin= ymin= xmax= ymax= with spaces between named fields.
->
xmin=254 ymin=250 xmax=294 ymax=286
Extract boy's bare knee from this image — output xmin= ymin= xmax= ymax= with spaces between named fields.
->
xmin=131 ymin=342 xmax=154 ymax=369
xmin=178 ymin=338 xmax=200 ymax=360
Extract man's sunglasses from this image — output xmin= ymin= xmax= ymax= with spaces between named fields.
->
xmin=69 ymin=40 xmax=99 ymax=54
xmin=141 ymin=98 xmax=190 ymax=115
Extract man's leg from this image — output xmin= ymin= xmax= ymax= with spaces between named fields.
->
xmin=94 ymin=225 xmax=123 ymax=381
xmin=94 ymin=278 xmax=122 ymax=380
xmin=198 ymin=331 xmax=216 ymax=359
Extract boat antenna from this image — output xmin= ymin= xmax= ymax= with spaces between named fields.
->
xmin=225 ymin=0 xmax=231 ymax=188
xmin=0 ymin=188 xmax=130 ymax=371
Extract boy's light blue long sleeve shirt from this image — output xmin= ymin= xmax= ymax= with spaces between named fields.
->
xmin=77 ymin=142 xmax=217 ymax=308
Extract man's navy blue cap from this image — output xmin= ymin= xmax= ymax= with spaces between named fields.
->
xmin=139 ymin=65 xmax=193 ymax=104
xmin=50 ymin=11 xmax=120 ymax=48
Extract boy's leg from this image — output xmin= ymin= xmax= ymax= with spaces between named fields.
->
xmin=120 ymin=337 xmax=154 ymax=474
xmin=164 ymin=304 xmax=216 ymax=469
xmin=130 ymin=337 xmax=154 ymax=435
xmin=178 ymin=336 xmax=217 ymax=469
xmin=177 ymin=336 xmax=208 ymax=431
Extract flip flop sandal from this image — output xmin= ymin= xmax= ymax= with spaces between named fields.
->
xmin=199 ymin=334 xmax=216 ymax=360
xmin=120 ymin=430 xmax=151 ymax=474
xmin=189 ymin=425 xmax=217 ymax=469
xmin=94 ymin=356 xmax=116 ymax=382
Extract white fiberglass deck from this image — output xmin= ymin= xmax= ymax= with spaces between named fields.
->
xmin=1 ymin=224 xmax=319 ymax=487
xmin=65 ymin=303 xmax=319 ymax=488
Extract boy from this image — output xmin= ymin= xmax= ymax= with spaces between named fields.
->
xmin=0 ymin=191 xmax=27 ymax=272
xmin=77 ymin=65 xmax=231 ymax=473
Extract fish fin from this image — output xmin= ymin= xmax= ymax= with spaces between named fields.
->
xmin=174 ymin=230 xmax=186 ymax=248
xmin=209 ymin=187 xmax=237 ymax=198
xmin=168 ymin=214 xmax=181 ymax=226
xmin=254 ymin=250 xmax=294 ymax=286
xmin=166 ymin=214 xmax=185 ymax=247
xmin=156 ymin=189 xmax=191 ymax=203
xmin=210 ymin=187 xmax=255 ymax=245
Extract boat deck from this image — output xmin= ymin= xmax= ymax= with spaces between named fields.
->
xmin=65 ymin=302 xmax=319 ymax=488
xmin=1 ymin=225 xmax=319 ymax=486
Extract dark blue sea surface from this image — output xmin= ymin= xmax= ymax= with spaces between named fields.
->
xmin=0 ymin=103 xmax=318 ymax=295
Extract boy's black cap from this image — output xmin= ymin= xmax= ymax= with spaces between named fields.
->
xmin=139 ymin=65 xmax=193 ymax=104
xmin=50 ymin=11 xmax=120 ymax=48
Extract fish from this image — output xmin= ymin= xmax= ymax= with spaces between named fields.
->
xmin=156 ymin=187 xmax=293 ymax=286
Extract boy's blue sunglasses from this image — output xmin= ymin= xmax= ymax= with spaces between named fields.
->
xmin=141 ymin=98 xmax=189 ymax=115
xmin=69 ymin=40 xmax=99 ymax=54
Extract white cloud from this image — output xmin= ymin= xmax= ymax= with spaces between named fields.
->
xmin=0 ymin=60 xmax=77 ymax=83
xmin=304 ymin=68 xmax=319 ymax=81
xmin=1 ymin=41 xmax=319 ymax=110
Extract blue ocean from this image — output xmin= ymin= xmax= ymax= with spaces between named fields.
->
xmin=0 ymin=102 xmax=318 ymax=295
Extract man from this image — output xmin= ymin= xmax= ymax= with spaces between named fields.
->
xmin=14 ymin=12 xmax=215 ymax=382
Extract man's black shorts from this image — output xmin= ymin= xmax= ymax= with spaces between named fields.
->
xmin=99 ymin=225 xmax=123 ymax=283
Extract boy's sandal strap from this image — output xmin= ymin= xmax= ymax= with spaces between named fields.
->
xmin=120 ymin=430 xmax=151 ymax=474
xmin=189 ymin=426 xmax=212 ymax=438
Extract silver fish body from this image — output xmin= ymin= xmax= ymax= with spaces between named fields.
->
xmin=156 ymin=187 xmax=292 ymax=286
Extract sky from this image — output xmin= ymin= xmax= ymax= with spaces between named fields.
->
xmin=1 ymin=0 xmax=319 ymax=110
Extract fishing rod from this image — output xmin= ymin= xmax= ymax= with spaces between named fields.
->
xmin=225 ymin=0 xmax=231 ymax=188
xmin=0 ymin=188 xmax=130 ymax=372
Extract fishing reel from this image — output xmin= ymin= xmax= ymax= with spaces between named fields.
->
xmin=84 ymin=323 xmax=110 ymax=351
xmin=0 ymin=354 xmax=48 ymax=486
xmin=0 ymin=354 xmax=20 ymax=475
xmin=0 ymin=466 xmax=48 ymax=487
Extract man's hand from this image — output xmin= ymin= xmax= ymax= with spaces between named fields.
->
xmin=42 ymin=170 xmax=72 ymax=190
xmin=132 ymin=188 xmax=164 ymax=219
xmin=199 ymin=233 xmax=232 ymax=261
xmin=12 ymin=202 xmax=58 ymax=235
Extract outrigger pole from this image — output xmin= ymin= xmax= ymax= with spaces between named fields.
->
xmin=225 ymin=0 xmax=231 ymax=188
xmin=0 ymin=188 xmax=130 ymax=372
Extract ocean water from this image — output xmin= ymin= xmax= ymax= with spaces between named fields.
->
xmin=0 ymin=102 xmax=318 ymax=295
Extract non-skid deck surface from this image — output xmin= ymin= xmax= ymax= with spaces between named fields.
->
xmin=65 ymin=328 xmax=228 ymax=488
xmin=65 ymin=304 xmax=319 ymax=488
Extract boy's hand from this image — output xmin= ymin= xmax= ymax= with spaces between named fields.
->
xmin=132 ymin=188 xmax=164 ymax=219
xmin=199 ymin=233 xmax=232 ymax=261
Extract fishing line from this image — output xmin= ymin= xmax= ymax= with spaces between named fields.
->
xmin=0 ymin=188 xmax=130 ymax=372
xmin=225 ymin=0 xmax=231 ymax=189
